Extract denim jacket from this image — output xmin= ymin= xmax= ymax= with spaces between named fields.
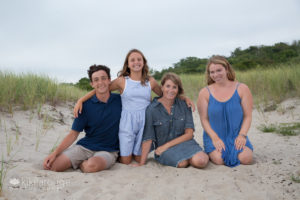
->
xmin=142 ymin=97 xmax=194 ymax=148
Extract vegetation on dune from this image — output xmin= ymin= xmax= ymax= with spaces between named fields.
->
xmin=75 ymin=77 xmax=93 ymax=91
xmin=258 ymin=122 xmax=300 ymax=136
xmin=1 ymin=60 xmax=299 ymax=112
xmin=0 ymin=71 xmax=87 ymax=112
xmin=291 ymin=173 xmax=300 ymax=183
xmin=235 ymin=63 xmax=300 ymax=104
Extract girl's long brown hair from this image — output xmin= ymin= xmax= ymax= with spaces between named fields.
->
xmin=118 ymin=49 xmax=150 ymax=85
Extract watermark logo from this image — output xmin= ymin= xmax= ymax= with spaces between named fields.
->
xmin=8 ymin=176 xmax=71 ymax=191
xmin=9 ymin=178 xmax=20 ymax=187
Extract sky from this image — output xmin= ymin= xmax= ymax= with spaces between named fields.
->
xmin=1 ymin=0 xmax=300 ymax=83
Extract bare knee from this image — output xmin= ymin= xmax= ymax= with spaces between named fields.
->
xmin=212 ymin=157 xmax=224 ymax=165
xmin=120 ymin=156 xmax=132 ymax=165
xmin=87 ymin=162 xmax=97 ymax=171
xmin=177 ymin=160 xmax=189 ymax=168
xmin=240 ymin=157 xmax=252 ymax=165
xmin=133 ymin=155 xmax=141 ymax=163
xmin=80 ymin=163 xmax=96 ymax=173
xmin=209 ymin=151 xmax=224 ymax=165
xmin=80 ymin=158 xmax=106 ymax=173
xmin=239 ymin=148 xmax=253 ymax=165
xmin=50 ymin=165 xmax=64 ymax=172
xmin=190 ymin=152 xmax=209 ymax=168
xmin=49 ymin=154 xmax=72 ymax=172
xmin=239 ymin=154 xmax=253 ymax=165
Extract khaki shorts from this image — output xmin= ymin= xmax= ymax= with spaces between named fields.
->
xmin=63 ymin=145 xmax=118 ymax=170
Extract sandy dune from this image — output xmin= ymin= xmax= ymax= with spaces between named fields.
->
xmin=0 ymin=99 xmax=299 ymax=200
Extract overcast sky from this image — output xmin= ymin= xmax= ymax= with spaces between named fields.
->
xmin=1 ymin=0 xmax=300 ymax=83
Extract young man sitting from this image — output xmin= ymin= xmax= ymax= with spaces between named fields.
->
xmin=43 ymin=65 xmax=121 ymax=172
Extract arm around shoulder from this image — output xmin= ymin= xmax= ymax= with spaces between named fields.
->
xmin=109 ymin=77 xmax=124 ymax=93
xmin=73 ymin=89 xmax=95 ymax=117
xmin=149 ymin=76 xmax=162 ymax=96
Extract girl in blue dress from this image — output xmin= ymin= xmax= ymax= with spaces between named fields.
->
xmin=197 ymin=55 xmax=253 ymax=167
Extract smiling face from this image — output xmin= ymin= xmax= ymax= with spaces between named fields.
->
xmin=128 ymin=52 xmax=144 ymax=73
xmin=90 ymin=70 xmax=111 ymax=95
xmin=208 ymin=63 xmax=228 ymax=83
xmin=161 ymin=79 xmax=179 ymax=100
xmin=205 ymin=56 xmax=235 ymax=85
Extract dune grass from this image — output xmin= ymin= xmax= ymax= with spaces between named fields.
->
xmin=1 ymin=63 xmax=300 ymax=111
xmin=258 ymin=122 xmax=300 ymax=136
xmin=178 ymin=74 xmax=206 ymax=101
xmin=257 ymin=124 xmax=277 ymax=133
xmin=0 ymin=151 xmax=19 ymax=197
xmin=236 ymin=63 xmax=300 ymax=105
xmin=291 ymin=173 xmax=300 ymax=183
xmin=0 ymin=71 xmax=87 ymax=112
xmin=0 ymin=155 xmax=4 ymax=197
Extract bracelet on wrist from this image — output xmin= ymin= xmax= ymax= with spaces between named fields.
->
xmin=239 ymin=133 xmax=247 ymax=138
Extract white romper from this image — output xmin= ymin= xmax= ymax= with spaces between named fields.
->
xmin=119 ymin=76 xmax=151 ymax=156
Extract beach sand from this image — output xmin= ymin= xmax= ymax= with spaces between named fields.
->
xmin=0 ymin=99 xmax=300 ymax=200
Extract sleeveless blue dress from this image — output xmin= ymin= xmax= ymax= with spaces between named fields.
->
xmin=203 ymin=83 xmax=253 ymax=167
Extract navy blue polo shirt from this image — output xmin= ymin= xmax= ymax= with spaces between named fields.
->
xmin=72 ymin=93 xmax=122 ymax=152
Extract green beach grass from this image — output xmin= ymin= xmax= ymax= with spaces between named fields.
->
xmin=0 ymin=64 xmax=300 ymax=196
xmin=0 ymin=71 xmax=87 ymax=112
xmin=1 ymin=63 xmax=300 ymax=112
xmin=258 ymin=122 xmax=300 ymax=136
